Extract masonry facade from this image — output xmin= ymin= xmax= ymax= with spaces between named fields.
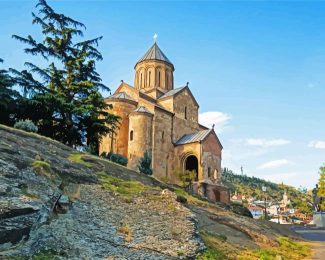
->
xmin=99 ymin=42 xmax=229 ymax=203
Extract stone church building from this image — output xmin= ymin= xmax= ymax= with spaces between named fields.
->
xmin=99 ymin=42 xmax=229 ymax=203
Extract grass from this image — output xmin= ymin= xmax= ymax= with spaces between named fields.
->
xmin=197 ymin=230 xmax=229 ymax=260
xmin=238 ymin=236 xmax=311 ymax=260
xmin=99 ymin=171 xmax=147 ymax=200
xmin=32 ymin=160 xmax=51 ymax=178
xmin=174 ymin=188 xmax=209 ymax=207
xmin=68 ymin=153 xmax=92 ymax=167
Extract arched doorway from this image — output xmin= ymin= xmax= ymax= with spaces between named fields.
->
xmin=184 ymin=155 xmax=199 ymax=181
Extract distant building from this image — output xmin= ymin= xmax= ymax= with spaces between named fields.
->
xmin=231 ymin=191 xmax=246 ymax=204
xmin=248 ymin=205 xmax=264 ymax=219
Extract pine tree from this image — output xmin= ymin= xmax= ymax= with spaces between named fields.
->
xmin=0 ymin=58 xmax=19 ymax=125
xmin=11 ymin=0 xmax=118 ymax=149
xmin=138 ymin=151 xmax=153 ymax=175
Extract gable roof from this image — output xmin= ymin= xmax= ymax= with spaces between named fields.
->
xmin=159 ymin=86 xmax=186 ymax=99
xmin=107 ymin=92 xmax=135 ymax=102
xmin=136 ymin=43 xmax=173 ymax=67
xmin=131 ymin=106 xmax=153 ymax=115
xmin=175 ymin=128 xmax=223 ymax=149
xmin=158 ymin=86 xmax=199 ymax=107
xmin=175 ymin=129 xmax=212 ymax=145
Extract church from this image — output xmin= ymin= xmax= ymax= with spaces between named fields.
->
xmin=99 ymin=41 xmax=229 ymax=203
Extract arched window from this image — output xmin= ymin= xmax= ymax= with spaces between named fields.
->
xmin=184 ymin=106 xmax=187 ymax=119
xmin=158 ymin=71 xmax=161 ymax=86
xmin=148 ymin=71 xmax=151 ymax=87
xmin=162 ymin=131 xmax=165 ymax=143
xmin=130 ymin=130 xmax=134 ymax=141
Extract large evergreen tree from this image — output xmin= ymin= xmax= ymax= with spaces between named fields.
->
xmin=11 ymin=0 xmax=118 ymax=151
xmin=318 ymin=166 xmax=325 ymax=210
xmin=0 ymin=58 xmax=19 ymax=125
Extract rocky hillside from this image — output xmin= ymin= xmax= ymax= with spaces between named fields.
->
xmin=0 ymin=124 xmax=310 ymax=259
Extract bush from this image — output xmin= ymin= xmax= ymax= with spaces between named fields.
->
xmin=138 ymin=150 xmax=152 ymax=175
xmin=101 ymin=152 xmax=128 ymax=166
xmin=14 ymin=120 xmax=38 ymax=133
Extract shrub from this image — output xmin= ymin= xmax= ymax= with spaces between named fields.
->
xmin=137 ymin=150 xmax=152 ymax=175
xmin=101 ymin=152 xmax=128 ymax=166
xmin=14 ymin=120 xmax=38 ymax=133
xmin=174 ymin=167 xmax=196 ymax=191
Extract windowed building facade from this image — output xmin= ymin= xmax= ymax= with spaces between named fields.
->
xmin=99 ymin=42 xmax=229 ymax=203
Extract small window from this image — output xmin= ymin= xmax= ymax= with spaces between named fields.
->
xmin=130 ymin=130 xmax=134 ymax=141
xmin=184 ymin=106 xmax=187 ymax=119
xmin=140 ymin=73 xmax=143 ymax=88
xmin=162 ymin=131 xmax=165 ymax=143
xmin=148 ymin=71 xmax=151 ymax=87
xmin=208 ymin=167 xmax=211 ymax=178
xmin=158 ymin=71 xmax=161 ymax=86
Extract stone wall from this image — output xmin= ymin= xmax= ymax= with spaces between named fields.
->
xmin=99 ymin=100 xmax=137 ymax=157
xmin=151 ymin=108 xmax=174 ymax=180
xmin=128 ymin=112 xmax=153 ymax=171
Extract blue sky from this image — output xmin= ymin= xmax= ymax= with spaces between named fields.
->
xmin=1 ymin=0 xmax=325 ymax=189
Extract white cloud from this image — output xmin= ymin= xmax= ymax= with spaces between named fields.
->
xmin=199 ymin=111 xmax=231 ymax=134
xmin=308 ymin=141 xmax=325 ymax=149
xmin=257 ymin=159 xmax=292 ymax=170
xmin=245 ymin=138 xmax=291 ymax=147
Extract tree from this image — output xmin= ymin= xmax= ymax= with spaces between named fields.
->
xmin=318 ymin=166 xmax=325 ymax=210
xmin=0 ymin=58 xmax=19 ymax=125
xmin=138 ymin=151 xmax=152 ymax=175
xmin=11 ymin=0 xmax=118 ymax=150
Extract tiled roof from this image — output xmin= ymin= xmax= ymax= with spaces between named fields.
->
xmin=132 ymin=106 xmax=153 ymax=114
xmin=175 ymin=129 xmax=212 ymax=145
xmin=107 ymin=92 xmax=135 ymax=102
xmin=158 ymin=86 xmax=186 ymax=99
xmin=136 ymin=43 xmax=173 ymax=66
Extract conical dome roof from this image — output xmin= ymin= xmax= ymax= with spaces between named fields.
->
xmin=136 ymin=43 xmax=173 ymax=67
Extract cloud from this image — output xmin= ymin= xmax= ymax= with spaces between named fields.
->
xmin=199 ymin=111 xmax=231 ymax=134
xmin=257 ymin=159 xmax=292 ymax=169
xmin=245 ymin=138 xmax=291 ymax=147
xmin=308 ymin=141 xmax=325 ymax=149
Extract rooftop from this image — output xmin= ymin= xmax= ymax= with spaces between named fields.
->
xmin=136 ymin=42 xmax=173 ymax=66
xmin=175 ymin=129 xmax=212 ymax=145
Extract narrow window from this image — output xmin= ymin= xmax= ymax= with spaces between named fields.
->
xmin=166 ymin=74 xmax=169 ymax=89
xmin=149 ymin=71 xmax=151 ymax=87
xmin=162 ymin=131 xmax=165 ymax=143
xmin=208 ymin=167 xmax=211 ymax=178
xmin=158 ymin=71 xmax=161 ymax=86
xmin=184 ymin=106 xmax=187 ymax=119
xmin=140 ymin=73 xmax=143 ymax=88
xmin=130 ymin=130 xmax=134 ymax=141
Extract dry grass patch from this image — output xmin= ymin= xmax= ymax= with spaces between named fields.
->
xmin=117 ymin=225 xmax=132 ymax=242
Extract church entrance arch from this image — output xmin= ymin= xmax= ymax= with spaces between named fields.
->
xmin=183 ymin=154 xmax=199 ymax=181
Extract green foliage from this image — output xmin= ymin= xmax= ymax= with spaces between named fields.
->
xmin=0 ymin=58 xmax=20 ymax=125
xmin=101 ymin=152 xmax=128 ymax=166
xmin=32 ymin=160 xmax=51 ymax=177
xmin=68 ymin=153 xmax=92 ymax=167
xmin=318 ymin=166 xmax=325 ymax=210
xmin=14 ymin=119 xmax=38 ymax=133
xmin=99 ymin=171 xmax=146 ymax=200
xmin=138 ymin=150 xmax=152 ymax=175
xmin=11 ymin=0 xmax=119 ymax=148
xmin=174 ymin=167 xmax=196 ymax=190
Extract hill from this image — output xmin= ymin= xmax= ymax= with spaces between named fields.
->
xmin=222 ymin=169 xmax=313 ymax=214
xmin=0 ymin=124 xmax=311 ymax=259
